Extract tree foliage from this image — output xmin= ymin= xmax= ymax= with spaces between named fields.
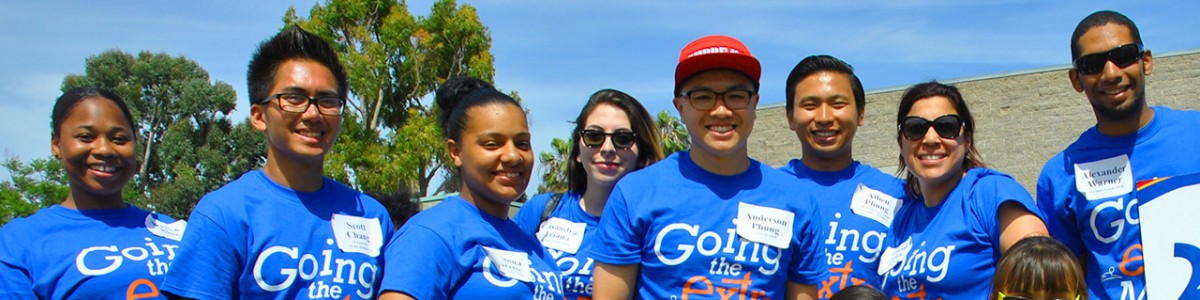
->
xmin=289 ymin=0 xmax=495 ymax=197
xmin=56 ymin=50 xmax=262 ymax=219
xmin=0 ymin=156 xmax=66 ymax=224
xmin=535 ymin=110 xmax=690 ymax=194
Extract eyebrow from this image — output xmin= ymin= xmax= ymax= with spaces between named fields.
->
xmin=278 ymin=86 xmax=339 ymax=97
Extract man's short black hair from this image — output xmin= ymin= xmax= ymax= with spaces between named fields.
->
xmin=784 ymin=55 xmax=865 ymax=117
xmin=1070 ymin=10 xmax=1143 ymax=61
xmin=247 ymin=25 xmax=348 ymax=106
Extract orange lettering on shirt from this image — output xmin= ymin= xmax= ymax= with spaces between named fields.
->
xmin=682 ymin=275 xmax=714 ymax=300
xmin=1120 ymin=244 xmax=1144 ymax=276
xmin=126 ymin=278 xmax=160 ymax=299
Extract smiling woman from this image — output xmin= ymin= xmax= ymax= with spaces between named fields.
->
xmin=0 ymin=88 xmax=184 ymax=299
xmin=378 ymin=76 xmax=564 ymax=300
xmin=510 ymin=88 xmax=665 ymax=299
xmin=879 ymin=81 xmax=1048 ymax=299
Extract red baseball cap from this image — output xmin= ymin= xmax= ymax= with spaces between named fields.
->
xmin=674 ymin=35 xmax=761 ymax=94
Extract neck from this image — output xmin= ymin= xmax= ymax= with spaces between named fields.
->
xmin=262 ymin=152 xmax=326 ymax=193
xmin=1097 ymin=105 xmax=1153 ymax=136
xmin=460 ymin=186 xmax=511 ymax=219
xmin=919 ymin=170 xmax=965 ymax=208
xmin=689 ymin=149 xmax=751 ymax=176
xmin=62 ymin=187 xmax=127 ymax=210
xmin=801 ymin=153 xmax=854 ymax=172
xmin=579 ymin=184 xmax=613 ymax=217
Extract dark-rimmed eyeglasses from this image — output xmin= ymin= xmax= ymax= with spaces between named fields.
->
xmin=259 ymin=93 xmax=345 ymax=116
xmin=1073 ymin=43 xmax=1144 ymax=75
xmin=899 ymin=115 xmax=965 ymax=141
xmin=681 ymin=89 xmax=754 ymax=110
xmin=998 ymin=291 xmax=1080 ymax=300
xmin=580 ymin=129 xmax=637 ymax=149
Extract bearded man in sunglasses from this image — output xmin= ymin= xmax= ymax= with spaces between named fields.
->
xmin=591 ymin=35 xmax=828 ymax=300
xmin=1036 ymin=10 xmax=1200 ymax=300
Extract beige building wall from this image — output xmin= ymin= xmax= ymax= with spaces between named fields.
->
xmin=749 ymin=49 xmax=1200 ymax=194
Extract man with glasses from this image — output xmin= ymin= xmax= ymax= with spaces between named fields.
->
xmin=162 ymin=26 xmax=393 ymax=299
xmin=779 ymin=55 xmax=905 ymax=298
xmin=591 ymin=35 xmax=827 ymax=300
xmin=1036 ymin=10 xmax=1200 ymax=300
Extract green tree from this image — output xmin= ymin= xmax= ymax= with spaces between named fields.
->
xmin=0 ymin=156 xmax=67 ymax=225
xmin=289 ymin=0 xmax=495 ymax=197
xmin=59 ymin=50 xmax=260 ymax=218
xmin=537 ymin=138 xmax=572 ymax=193
xmin=535 ymin=110 xmax=690 ymax=194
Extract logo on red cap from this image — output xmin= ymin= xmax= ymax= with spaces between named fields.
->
xmin=674 ymin=35 xmax=761 ymax=91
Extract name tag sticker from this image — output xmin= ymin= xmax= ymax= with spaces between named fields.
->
xmin=850 ymin=184 xmax=902 ymax=226
xmin=482 ymin=246 xmax=534 ymax=282
xmin=331 ymin=214 xmax=384 ymax=257
xmin=145 ymin=215 xmax=187 ymax=241
xmin=878 ymin=236 xmax=913 ymax=276
xmin=735 ymin=202 xmax=795 ymax=249
xmin=1074 ymin=155 xmax=1133 ymax=200
xmin=535 ymin=217 xmax=586 ymax=254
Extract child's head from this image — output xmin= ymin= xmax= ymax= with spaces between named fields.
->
xmin=830 ymin=285 xmax=886 ymax=300
xmin=993 ymin=236 xmax=1087 ymax=300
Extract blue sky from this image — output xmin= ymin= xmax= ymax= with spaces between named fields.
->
xmin=2 ymin=1 xmax=1197 ymax=196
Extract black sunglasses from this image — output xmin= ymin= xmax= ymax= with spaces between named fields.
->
xmin=899 ymin=115 xmax=965 ymax=141
xmin=1073 ymin=43 xmax=1144 ymax=75
xmin=580 ymin=129 xmax=637 ymax=149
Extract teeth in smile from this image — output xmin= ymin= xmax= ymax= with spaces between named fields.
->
xmin=500 ymin=172 xmax=520 ymax=178
xmin=814 ymin=131 xmax=836 ymax=137
xmin=299 ymin=131 xmax=322 ymax=138
xmin=920 ymin=155 xmax=944 ymax=160
xmin=1102 ymin=87 xmax=1127 ymax=95
xmin=90 ymin=165 xmax=117 ymax=172
xmin=710 ymin=125 xmax=734 ymax=132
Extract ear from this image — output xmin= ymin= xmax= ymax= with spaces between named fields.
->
xmin=1142 ymin=49 xmax=1154 ymax=75
xmin=1068 ymin=70 xmax=1084 ymax=93
xmin=856 ymin=107 xmax=866 ymax=127
xmin=672 ymin=97 xmax=685 ymax=113
xmin=50 ymin=135 xmax=61 ymax=160
xmin=786 ymin=111 xmax=798 ymax=132
xmin=250 ymin=104 xmax=268 ymax=132
xmin=447 ymin=138 xmax=462 ymax=167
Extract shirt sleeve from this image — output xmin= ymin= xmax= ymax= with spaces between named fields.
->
xmin=589 ymin=184 xmax=644 ymax=265
xmin=1036 ymin=165 xmax=1085 ymax=256
xmin=160 ymin=206 xmax=242 ymax=300
xmin=0 ymin=226 xmax=37 ymax=299
xmin=379 ymin=224 xmax=459 ymax=300
xmin=972 ymin=174 xmax=1040 ymax=250
xmin=788 ymin=194 xmax=830 ymax=285
xmin=512 ymin=193 xmax=551 ymax=237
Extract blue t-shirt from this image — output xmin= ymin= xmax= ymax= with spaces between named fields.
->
xmin=1037 ymin=106 xmax=1200 ymax=300
xmin=0 ymin=205 xmax=180 ymax=300
xmin=592 ymin=152 xmax=828 ymax=299
xmin=512 ymin=191 xmax=599 ymax=299
xmin=880 ymin=168 xmax=1041 ymax=299
xmin=160 ymin=170 xmax=395 ymax=300
xmin=780 ymin=160 xmax=905 ymax=299
xmin=379 ymin=195 xmax=564 ymax=300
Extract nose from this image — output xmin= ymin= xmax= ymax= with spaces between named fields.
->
xmin=93 ymin=137 xmax=117 ymax=158
xmin=815 ymin=103 xmax=834 ymax=124
xmin=300 ymin=100 xmax=324 ymax=120
xmin=921 ymin=126 xmax=942 ymax=145
xmin=1099 ymin=60 xmax=1124 ymax=82
xmin=499 ymin=142 xmax=524 ymax=166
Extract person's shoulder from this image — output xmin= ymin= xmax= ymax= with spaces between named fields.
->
xmin=1157 ymin=106 xmax=1200 ymax=126
xmin=197 ymin=170 xmax=264 ymax=205
xmin=617 ymin=153 xmax=682 ymax=183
